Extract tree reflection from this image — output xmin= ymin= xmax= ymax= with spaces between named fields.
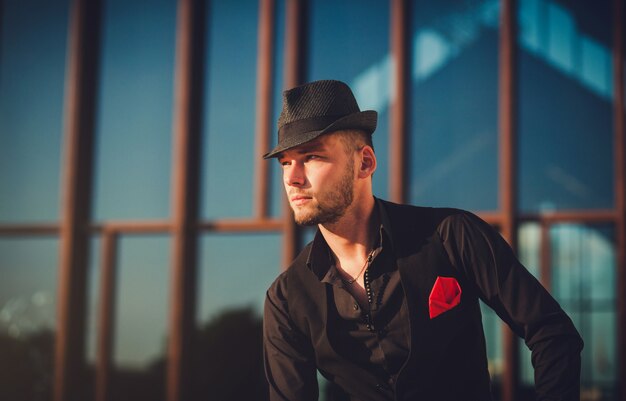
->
xmin=0 ymin=307 xmax=267 ymax=401
xmin=0 ymin=329 xmax=54 ymax=401
xmin=191 ymin=307 xmax=267 ymax=401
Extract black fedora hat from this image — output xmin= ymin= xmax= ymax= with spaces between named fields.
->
xmin=263 ymin=80 xmax=377 ymax=159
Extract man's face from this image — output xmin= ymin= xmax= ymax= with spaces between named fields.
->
xmin=277 ymin=133 xmax=355 ymax=226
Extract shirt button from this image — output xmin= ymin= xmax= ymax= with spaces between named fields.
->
xmin=375 ymin=383 xmax=388 ymax=391
xmin=353 ymin=303 xmax=359 ymax=311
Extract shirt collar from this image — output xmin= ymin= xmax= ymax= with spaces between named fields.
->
xmin=305 ymin=197 xmax=394 ymax=281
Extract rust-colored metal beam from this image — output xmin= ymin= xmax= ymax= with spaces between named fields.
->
xmin=95 ymin=230 xmax=118 ymax=401
xmin=498 ymin=0 xmax=518 ymax=399
xmin=612 ymin=0 xmax=625 ymax=399
xmin=284 ymin=0 xmax=306 ymax=91
xmin=390 ymin=0 xmax=409 ymax=204
xmin=197 ymin=218 xmax=283 ymax=232
xmin=0 ymin=224 xmax=60 ymax=236
xmin=253 ymin=0 xmax=276 ymax=219
xmin=167 ymin=0 xmax=205 ymax=400
xmin=54 ymin=0 xmax=101 ymax=400
xmin=281 ymin=0 xmax=307 ymax=268
xmin=90 ymin=221 xmax=172 ymax=234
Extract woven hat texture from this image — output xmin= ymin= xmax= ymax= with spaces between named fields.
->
xmin=263 ymin=80 xmax=377 ymax=159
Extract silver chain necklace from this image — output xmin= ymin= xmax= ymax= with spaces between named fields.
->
xmin=343 ymin=249 xmax=375 ymax=285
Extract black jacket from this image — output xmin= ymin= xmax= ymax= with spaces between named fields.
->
xmin=264 ymin=199 xmax=583 ymax=401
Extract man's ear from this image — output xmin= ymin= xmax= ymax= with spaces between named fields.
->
xmin=358 ymin=146 xmax=377 ymax=178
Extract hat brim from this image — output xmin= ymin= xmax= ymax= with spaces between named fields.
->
xmin=262 ymin=110 xmax=377 ymax=159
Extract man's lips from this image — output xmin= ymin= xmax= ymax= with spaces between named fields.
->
xmin=290 ymin=195 xmax=312 ymax=205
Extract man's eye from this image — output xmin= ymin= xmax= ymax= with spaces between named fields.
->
xmin=306 ymin=155 xmax=320 ymax=161
xmin=279 ymin=160 xmax=290 ymax=166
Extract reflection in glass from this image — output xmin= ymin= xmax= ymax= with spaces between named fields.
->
xmin=517 ymin=222 xmax=541 ymax=388
xmin=409 ymin=0 xmax=499 ymax=210
xmin=195 ymin=233 xmax=280 ymax=400
xmin=202 ymin=0 xmax=259 ymax=219
xmin=110 ymin=235 xmax=170 ymax=401
xmin=197 ymin=233 xmax=280 ymax=323
xmin=93 ymin=0 xmax=176 ymax=220
xmin=517 ymin=223 xmax=617 ymax=399
xmin=307 ymin=0 xmax=390 ymax=199
xmin=550 ymin=224 xmax=616 ymax=399
xmin=517 ymin=0 xmax=614 ymax=212
xmin=0 ymin=0 xmax=69 ymax=223
xmin=0 ymin=238 xmax=58 ymax=401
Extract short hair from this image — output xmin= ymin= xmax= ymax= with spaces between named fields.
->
xmin=333 ymin=129 xmax=374 ymax=155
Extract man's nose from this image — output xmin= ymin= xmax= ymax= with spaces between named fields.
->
xmin=284 ymin=162 xmax=305 ymax=187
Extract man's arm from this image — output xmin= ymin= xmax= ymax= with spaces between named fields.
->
xmin=263 ymin=278 xmax=319 ymax=401
xmin=438 ymin=211 xmax=584 ymax=401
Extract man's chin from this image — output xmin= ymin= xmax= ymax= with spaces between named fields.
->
xmin=293 ymin=213 xmax=320 ymax=226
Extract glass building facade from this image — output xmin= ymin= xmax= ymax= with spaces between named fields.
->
xmin=0 ymin=0 xmax=624 ymax=401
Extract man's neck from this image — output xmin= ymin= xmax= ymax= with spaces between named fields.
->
xmin=318 ymin=194 xmax=378 ymax=262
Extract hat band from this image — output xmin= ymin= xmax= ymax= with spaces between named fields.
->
xmin=278 ymin=114 xmax=348 ymax=141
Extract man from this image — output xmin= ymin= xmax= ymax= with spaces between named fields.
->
xmin=262 ymin=79 xmax=583 ymax=401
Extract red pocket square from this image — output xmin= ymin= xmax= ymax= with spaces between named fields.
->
xmin=428 ymin=276 xmax=462 ymax=319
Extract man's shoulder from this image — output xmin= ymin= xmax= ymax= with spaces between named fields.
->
xmin=378 ymin=198 xmax=464 ymax=216
xmin=378 ymin=198 xmax=473 ymax=232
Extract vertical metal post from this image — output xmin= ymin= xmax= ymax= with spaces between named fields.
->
xmin=612 ymin=0 xmax=625 ymax=399
xmin=95 ymin=230 xmax=118 ymax=401
xmin=54 ymin=0 xmax=100 ymax=400
xmin=254 ymin=0 xmax=276 ymax=219
xmin=498 ymin=0 xmax=518 ymax=400
xmin=167 ymin=0 xmax=205 ymax=400
xmin=390 ymin=0 xmax=409 ymax=204
xmin=281 ymin=0 xmax=307 ymax=267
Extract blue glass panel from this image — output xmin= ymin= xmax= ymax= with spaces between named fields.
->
xmin=0 ymin=237 xmax=58 ymax=400
xmin=201 ymin=0 xmax=259 ymax=219
xmin=307 ymin=0 xmax=390 ymax=199
xmin=0 ymin=0 xmax=69 ymax=222
xmin=550 ymin=224 xmax=616 ymax=399
xmin=197 ymin=233 xmax=280 ymax=323
xmin=111 ymin=235 xmax=169 ymax=400
xmin=517 ymin=0 xmax=614 ymax=212
xmin=194 ymin=233 xmax=280 ymax=400
xmin=86 ymin=236 xmax=101 ymax=366
xmin=93 ymin=0 xmax=176 ymax=220
xmin=113 ymin=235 xmax=169 ymax=367
xmin=409 ymin=0 xmax=500 ymax=211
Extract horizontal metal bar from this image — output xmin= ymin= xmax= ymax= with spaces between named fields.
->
xmin=196 ymin=218 xmax=283 ymax=232
xmin=90 ymin=221 xmax=172 ymax=234
xmin=0 ymin=224 xmax=60 ymax=236
xmin=2 ymin=211 xmax=620 ymax=237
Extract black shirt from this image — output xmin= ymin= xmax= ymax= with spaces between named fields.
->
xmin=264 ymin=198 xmax=583 ymax=401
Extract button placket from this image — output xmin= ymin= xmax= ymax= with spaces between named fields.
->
xmin=364 ymin=259 xmax=376 ymax=332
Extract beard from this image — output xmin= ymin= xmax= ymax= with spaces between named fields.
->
xmin=291 ymin=159 xmax=355 ymax=226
